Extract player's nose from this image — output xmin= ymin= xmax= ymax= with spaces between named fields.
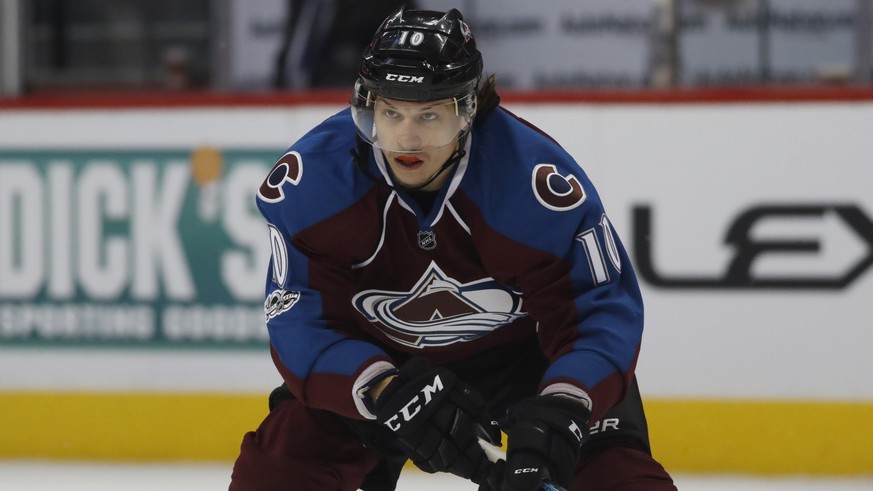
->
xmin=395 ymin=120 xmax=422 ymax=150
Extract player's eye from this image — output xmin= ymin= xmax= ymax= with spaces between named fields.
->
xmin=420 ymin=112 xmax=438 ymax=121
xmin=383 ymin=109 xmax=400 ymax=119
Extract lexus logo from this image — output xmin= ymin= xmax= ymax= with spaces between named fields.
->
xmin=633 ymin=204 xmax=873 ymax=290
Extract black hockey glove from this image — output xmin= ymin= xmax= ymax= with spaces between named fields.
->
xmin=373 ymin=358 xmax=501 ymax=484
xmin=488 ymin=395 xmax=591 ymax=491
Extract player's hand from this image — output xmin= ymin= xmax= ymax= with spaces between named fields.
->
xmin=494 ymin=395 xmax=591 ymax=491
xmin=373 ymin=357 xmax=501 ymax=484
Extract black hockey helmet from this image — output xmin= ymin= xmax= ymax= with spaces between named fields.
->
xmin=351 ymin=8 xmax=482 ymax=153
xmin=357 ymin=7 xmax=482 ymax=102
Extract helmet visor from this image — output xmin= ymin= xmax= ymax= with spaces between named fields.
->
xmin=351 ymin=82 xmax=475 ymax=154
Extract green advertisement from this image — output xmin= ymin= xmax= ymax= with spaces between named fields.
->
xmin=0 ymin=149 xmax=278 ymax=349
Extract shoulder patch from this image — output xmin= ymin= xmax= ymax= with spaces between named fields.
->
xmin=265 ymin=289 xmax=301 ymax=320
xmin=531 ymin=163 xmax=586 ymax=211
xmin=258 ymin=151 xmax=303 ymax=203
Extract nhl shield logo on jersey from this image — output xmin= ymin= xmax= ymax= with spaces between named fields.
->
xmin=352 ymin=261 xmax=526 ymax=348
xmin=417 ymin=230 xmax=437 ymax=250
xmin=532 ymin=163 xmax=587 ymax=211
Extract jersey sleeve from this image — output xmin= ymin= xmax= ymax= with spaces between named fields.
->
xmin=525 ymin=172 xmax=643 ymax=422
xmin=255 ymin=141 xmax=395 ymax=420
xmin=467 ymin=125 xmax=644 ymax=421
xmin=260 ymin=229 xmax=394 ymax=419
xmin=533 ymin=198 xmax=643 ymax=422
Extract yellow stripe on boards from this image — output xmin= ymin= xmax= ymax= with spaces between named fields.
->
xmin=0 ymin=392 xmax=265 ymax=460
xmin=2 ymin=392 xmax=872 ymax=475
xmin=644 ymin=399 xmax=873 ymax=475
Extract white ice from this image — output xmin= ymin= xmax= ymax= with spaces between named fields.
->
xmin=1 ymin=461 xmax=872 ymax=490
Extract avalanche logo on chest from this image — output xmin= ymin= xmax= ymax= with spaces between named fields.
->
xmin=352 ymin=262 xmax=526 ymax=348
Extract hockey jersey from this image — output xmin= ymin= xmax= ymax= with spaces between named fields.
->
xmin=256 ymin=106 xmax=643 ymax=422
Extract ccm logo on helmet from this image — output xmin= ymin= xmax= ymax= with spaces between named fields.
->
xmin=386 ymin=73 xmax=424 ymax=83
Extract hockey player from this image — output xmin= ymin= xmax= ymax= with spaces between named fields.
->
xmin=230 ymin=7 xmax=676 ymax=491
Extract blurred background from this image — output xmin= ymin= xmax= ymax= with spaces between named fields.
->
xmin=2 ymin=0 xmax=872 ymax=95
xmin=2 ymin=0 xmax=873 ymax=489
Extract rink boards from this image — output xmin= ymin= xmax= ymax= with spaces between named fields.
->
xmin=2 ymin=91 xmax=872 ymax=474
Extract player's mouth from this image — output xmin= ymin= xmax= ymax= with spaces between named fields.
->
xmin=394 ymin=154 xmax=425 ymax=170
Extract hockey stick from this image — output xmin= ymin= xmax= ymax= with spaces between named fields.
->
xmin=478 ymin=438 xmax=568 ymax=491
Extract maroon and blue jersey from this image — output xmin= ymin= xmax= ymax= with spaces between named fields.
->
xmin=256 ymin=106 xmax=643 ymax=422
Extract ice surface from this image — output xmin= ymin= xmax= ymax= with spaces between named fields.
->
xmin=0 ymin=461 xmax=871 ymax=491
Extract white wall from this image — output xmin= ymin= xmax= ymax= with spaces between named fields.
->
xmin=2 ymin=100 xmax=871 ymax=400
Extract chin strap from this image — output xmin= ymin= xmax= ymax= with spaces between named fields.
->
xmin=350 ymin=134 xmax=467 ymax=192
xmin=351 ymin=134 xmax=390 ymax=188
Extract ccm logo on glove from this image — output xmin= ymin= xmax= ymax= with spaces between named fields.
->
xmin=382 ymin=374 xmax=444 ymax=431
xmin=514 ymin=467 xmax=540 ymax=474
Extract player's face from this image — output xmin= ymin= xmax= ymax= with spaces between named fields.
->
xmin=374 ymin=97 xmax=463 ymax=191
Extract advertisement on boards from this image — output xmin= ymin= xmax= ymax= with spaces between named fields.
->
xmin=0 ymin=149 xmax=274 ymax=348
